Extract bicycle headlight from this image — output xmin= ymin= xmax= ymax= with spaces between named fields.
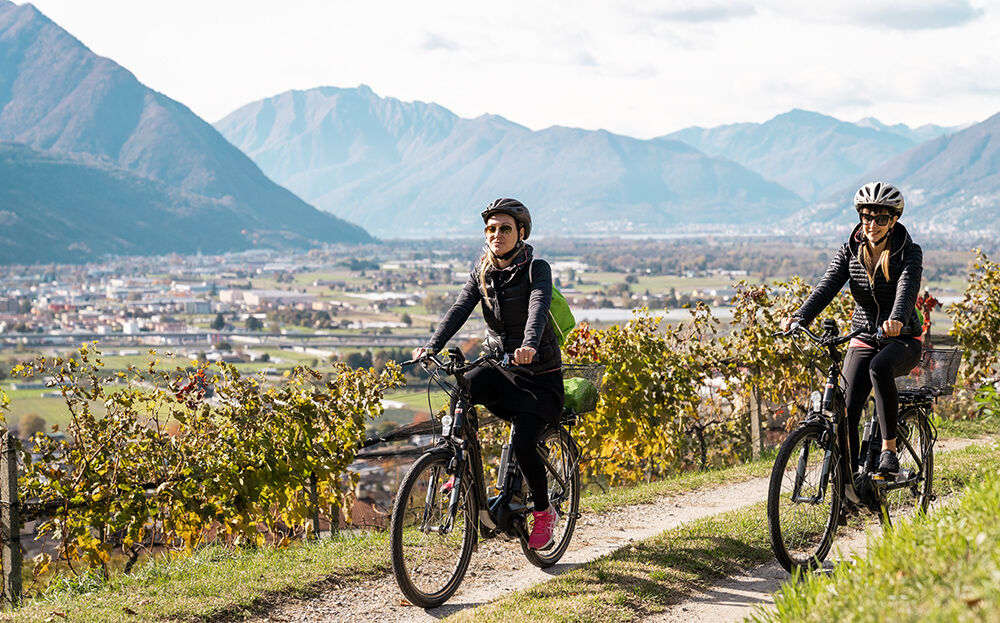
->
xmin=810 ymin=391 xmax=822 ymax=413
xmin=440 ymin=414 xmax=453 ymax=434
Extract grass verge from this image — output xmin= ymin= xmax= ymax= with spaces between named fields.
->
xmin=580 ymin=450 xmax=775 ymax=514
xmin=0 ymin=532 xmax=389 ymax=623
xmin=752 ymin=438 xmax=1000 ymax=623
xmin=444 ymin=439 xmax=1000 ymax=623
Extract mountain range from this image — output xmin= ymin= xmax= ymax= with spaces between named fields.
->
xmin=0 ymin=0 xmax=368 ymax=263
xmin=217 ymin=86 xmax=999 ymax=237
xmin=803 ymin=111 xmax=1000 ymax=232
xmin=215 ymin=86 xmax=807 ymax=237
xmin=661 ymin=109 xmax=957 ymax=202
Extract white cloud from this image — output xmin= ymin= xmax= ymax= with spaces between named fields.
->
xmin=419 ymin=31 xmax=458 ymax=52
xmin=770 ymin=0 xmax=986 ymax=30
xmin=645 ymin=1 xmax=757 ymax=23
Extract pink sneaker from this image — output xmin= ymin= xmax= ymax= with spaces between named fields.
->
xmin=440 ymin=475 xmax=455 ymax=494
xmin=528 ymin=506 xmax=559 ymax=550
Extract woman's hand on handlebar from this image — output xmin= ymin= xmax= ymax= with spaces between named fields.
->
xmin=779 ymin=317 xmax=800 ymax=333
xmin=411 ymin=347 xmax=430 ymax=361
xmin=512 ymin=346 xmax=536 ymax=365
xmin=881 ymin=319 xmax=902 ymax=337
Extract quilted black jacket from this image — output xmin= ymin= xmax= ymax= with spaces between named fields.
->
xmin=424 ymin=244 xmax=561 ymax=372
xmin=794 ymin=222 xmax=923 ymax=337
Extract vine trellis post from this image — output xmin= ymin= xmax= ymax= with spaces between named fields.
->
xmin=0 ymin=430 xmax=22 ymax=607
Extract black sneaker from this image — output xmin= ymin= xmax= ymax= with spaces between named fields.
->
xmin=878 ymin=450 xmax=900 ymax=475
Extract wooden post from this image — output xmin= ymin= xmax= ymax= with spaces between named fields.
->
xmin=308 ymin=472 xmax=320 ymax=539
xmin=750 ymin=386 xmax=763 ymax=460
xmin=1 ymin=431 xmax=22 ymax=607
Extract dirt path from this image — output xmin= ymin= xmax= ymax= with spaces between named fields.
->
xmin=250 ymin=477 xmax=770 ymax=623
xmin=249 ymin=436 xmax=984 ymax=623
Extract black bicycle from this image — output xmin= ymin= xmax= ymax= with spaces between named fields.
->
xmin=389 ymin=350 xmax=598 ymax=608
xmin=767 ymin=319 xmax=961 ymax=573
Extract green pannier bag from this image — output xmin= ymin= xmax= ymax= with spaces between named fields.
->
xmin=563 ymin=376 xmax=598 ymax=414
xmin=530 ymin=260 xmax=576 ymax=346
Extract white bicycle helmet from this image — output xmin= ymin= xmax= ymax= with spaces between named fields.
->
xmin=854 ymin=182 xmax=904 ymax=217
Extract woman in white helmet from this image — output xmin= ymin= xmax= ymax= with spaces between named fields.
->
xmin=783 ymin=182 xmax=923 ymax=479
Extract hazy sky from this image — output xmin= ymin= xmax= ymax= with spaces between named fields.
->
xmin=22 ymin=0 xmax=1000 ymax=138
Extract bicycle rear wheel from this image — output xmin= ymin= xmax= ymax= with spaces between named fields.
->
xmin=520 ymin=426 xmax=580 ymax=568
xmin=879 ymin=407 xmax=933 ymax=527
xmin=390 ymin=451 xmax=477 ymax=608
xmin=767 ymin=422 xmax=843 ymax=572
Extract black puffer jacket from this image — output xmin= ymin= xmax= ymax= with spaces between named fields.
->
xmin=795 ymin=222 xmax=923 ymax=336
xmin=425 ymin=244 xmax=561 ymax=372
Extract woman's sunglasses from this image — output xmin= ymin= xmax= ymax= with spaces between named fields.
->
xmin=484 ymin=224 xmax=514 ymax=236
xmin=859 ymin=212 xmax=893 ymax=226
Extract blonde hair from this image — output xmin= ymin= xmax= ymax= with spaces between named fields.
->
xmin=478 ymin=249 xmax=503 ymax=310
xmin=860 ymin=242 xmax=891 ymax=282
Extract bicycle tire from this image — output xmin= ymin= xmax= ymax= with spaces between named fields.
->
xmin=879 ymin=407 xmax=934 ymax=527
xmin=390 ymin=451 xmax=478 ymax=608
xmin=520 ymin=427 xmax=581 ymax=568
xmin=767 ymin=421 xmax=843 ymax=572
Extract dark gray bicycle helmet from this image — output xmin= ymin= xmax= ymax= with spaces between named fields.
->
xmin=481 ymin=198 xmax=532 ymax=239
xmin=854 ymin=181 xmax=904 ymax=217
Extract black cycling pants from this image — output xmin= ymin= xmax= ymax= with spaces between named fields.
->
xmin=465 ymin=366 xmax=559 ymax=512
xmin=842 ymin=338 xmax=922 ymax=473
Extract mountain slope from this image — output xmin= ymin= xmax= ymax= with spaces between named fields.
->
xmin=216 ymin=86 xmax=805 ymax=236
xmin=663 ymin=110 xmax=921 ymax=201
xmin=0 ymin=0 xmax=369 ymax=254
xmin=803 ymin=112 xmax=1000 ymax=231
xmin=0 ymin=143 xmax=285 ymax=263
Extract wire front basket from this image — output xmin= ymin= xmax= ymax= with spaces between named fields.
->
xmin=895 ymin=348 xmax=963 ymax=395
xmin=562 ymin=363 xmax=605 ymax=414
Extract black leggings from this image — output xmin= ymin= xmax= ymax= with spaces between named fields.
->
xmin=465 ymin=366 xmax=561 ymax=512
xmin=842 ymin=338 xmax=922 ymax=473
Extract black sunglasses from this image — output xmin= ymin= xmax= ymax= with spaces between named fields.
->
xmin=484 ymin=224 xmax=514 ymax=236
xmin=859 ymin=212 xmax=893 ymax=226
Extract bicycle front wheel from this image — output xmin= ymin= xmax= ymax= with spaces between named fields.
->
xmin=767 ymin=422 xmax=843 ymax=572
xmin=880 ymin=407 xmax=934 ymax=527
xmin=520 ymin=426 xmax=581 ymax=568
xmin=390 ymin=451 xmax=478 ymax=608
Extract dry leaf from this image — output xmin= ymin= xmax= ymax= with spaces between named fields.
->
xmin=123 ymin=606 xmax=138 ymax=615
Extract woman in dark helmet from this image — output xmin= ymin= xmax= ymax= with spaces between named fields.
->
xmin=783 ymin=182 xmax=923 ymax=478
xmin=412 ymin=198 xmax=564 ymax=549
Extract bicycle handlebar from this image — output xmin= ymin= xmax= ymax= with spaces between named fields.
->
xmin=774 ymin=322 xmax=865 ymax=348
xmin=402 ymin=351 xmax=529 ymax=377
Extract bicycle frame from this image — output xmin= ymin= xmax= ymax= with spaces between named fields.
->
xmin=783 ymin=322 xmax=935 ymax=509
xmin=407 ymin=352 xmax=558 ymax=540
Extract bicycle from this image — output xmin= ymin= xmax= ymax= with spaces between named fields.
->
xmin=388 ymin=349 xmax=600 ymax=608
xmin=766 ymin=319 xmax=961 ymax=573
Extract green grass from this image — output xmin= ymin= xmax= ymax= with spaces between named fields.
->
xmin=581 ymin=450 xmax=775 ymax=514
xmin=753 ymin=438 xmax=1000 ymax=623
xmin=0 ymin=533 xmax=391 ymax=623
xmin=382 ymin=389 xmax=449 ymax=412
xmin=935 ymin=413 xmax=1000 ymax=440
